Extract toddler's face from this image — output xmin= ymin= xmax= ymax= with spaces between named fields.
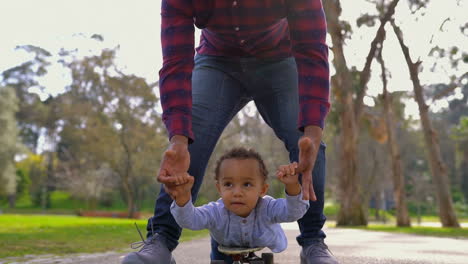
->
xmin=216 ymin=158 xmax=268 ymax=218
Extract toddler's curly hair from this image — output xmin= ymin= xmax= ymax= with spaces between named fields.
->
xmin=214 ymin=147 xmax=268 ymax=182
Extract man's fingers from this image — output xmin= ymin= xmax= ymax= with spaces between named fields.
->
xmin=302 ymin=182 xmax=310 ymax=200
xmin=187 ymin=175 xmax=195 ymax=185
xmin=301 ymin=171 xmax=317 ymax=201
xmin=292 ymin=162 xmax=298 ymax=175
xmin=158 ymin=169 xmax=177 ymax=184
xmin=302 ymin=174 xmax=311 ymax=200
xmin=310 ymin=183 xmax=317 ymax=201
xmin=164 ymin=184 xmax=178 ymax=200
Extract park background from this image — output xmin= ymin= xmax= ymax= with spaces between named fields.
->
xmin=0 ymin=0 xmax=467 ymax=261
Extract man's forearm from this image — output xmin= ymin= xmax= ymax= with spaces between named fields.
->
xmin=304 ymin=125 xmax=322 ymax=145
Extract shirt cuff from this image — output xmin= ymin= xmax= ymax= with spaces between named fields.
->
xmin=163 ymin=114 xmax=194 ymax=144
xmin=298 ymin=101 xmax=330 ymax=130
xmin=170 ymin=198 xmax=194 ymax=219
xmin=285 ymin=191 xmax=310 ymax=209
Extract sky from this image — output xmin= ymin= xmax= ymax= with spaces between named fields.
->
xmin=0 ymin=0 xmax=466 ymax=120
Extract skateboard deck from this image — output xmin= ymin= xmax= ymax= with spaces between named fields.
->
xmin=218 ymin=245 xmax=264 ymax=255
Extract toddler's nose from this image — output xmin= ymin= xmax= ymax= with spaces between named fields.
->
xmin=233 ymin=186 xmax=243 ymax=196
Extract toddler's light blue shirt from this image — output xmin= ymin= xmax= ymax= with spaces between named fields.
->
xmin=170 ymin=193 xmax=309 ymax=253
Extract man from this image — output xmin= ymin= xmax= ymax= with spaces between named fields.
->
xmin=122 ymin=0 xmax=337 ymax=263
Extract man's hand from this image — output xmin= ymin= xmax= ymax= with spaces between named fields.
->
xmin=157 ymin=135 xmax=190 ymax=199
xmin=296 ymin=126 xmax=322 ymax=201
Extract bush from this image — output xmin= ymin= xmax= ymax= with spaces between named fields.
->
xmin=49 ymin=191 xmax=87 ymax=209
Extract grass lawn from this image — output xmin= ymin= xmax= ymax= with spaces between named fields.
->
xmin=348 ymin=225 xmax=468 ymax=239
xmin=0 ymin=214 xmax=208 ymax=258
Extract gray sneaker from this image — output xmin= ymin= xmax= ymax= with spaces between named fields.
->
xmin=122 ymin=233 xmax=175 ymax=264
xmin=300 ymin=239 xmax=339 ymax=264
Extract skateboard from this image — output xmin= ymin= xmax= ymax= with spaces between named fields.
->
xmin=210 ymin=245 xmax=274 ymax=264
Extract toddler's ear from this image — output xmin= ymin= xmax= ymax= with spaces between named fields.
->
xmin=260 ymin=183 xmax=269 ymax=196
xmin=216 ymin=181 xmax=221 ymax=194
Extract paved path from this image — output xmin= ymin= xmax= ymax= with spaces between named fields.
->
xmin=2 ymin=224 xmax=468 ymax=264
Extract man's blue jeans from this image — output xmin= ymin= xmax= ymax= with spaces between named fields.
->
xmin=148 ymin=54 xmax=327 ymax=259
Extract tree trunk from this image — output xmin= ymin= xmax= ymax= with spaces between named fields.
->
xmin=120 ymin=128 xmax=137 ymax=218
xmin=122 ymin=175 xmax=136 ymax=218
xmin=377 ymin=47 xmax=411 ymax=227
xmin=8 ymin=194 xmax=16 ymax=208
xmin=392 ymin=21 xmax=460 ymax=228
xmin=462 ymin=150 xmax=468 ymax=202
xmin=336 ymin=93 xmax=367 ymax=226
xmin=325 ymin=0 xmax=366 ymax=225
xmin=324 ymin=0 xmax=400 ymax=226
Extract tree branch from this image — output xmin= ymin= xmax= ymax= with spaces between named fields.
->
xmin=355 ymin=0 xmax=400 ymax=120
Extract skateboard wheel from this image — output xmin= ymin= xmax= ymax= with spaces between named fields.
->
xmin=261 ymin=253 xmax=274 ymax=264
xmin=210 ymin=260 xmax=225 ymax=264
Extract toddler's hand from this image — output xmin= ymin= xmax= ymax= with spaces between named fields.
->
xmin=165 ymin=173 xmax=194 ymax=201
xmin=276 ymin=162 xmax=299 ymax=185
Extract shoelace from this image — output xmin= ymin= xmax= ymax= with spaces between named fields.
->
xmin=321 ymin=242 xmax=335 ymax=256
xmin=130 ymin=219 xmax=157 ymax=249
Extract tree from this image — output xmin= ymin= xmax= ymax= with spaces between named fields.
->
xmin=14 ymin=153 xmax=49 ymax=209
xmin=452 ymin=116 xmax=468 ymax=202
xmin=1 ymin=45 xmax=52 ymax=151
xmin=323 ymin=0 xmax=400 ymax=226
xmin=376 ymin=46 xmax=411 ymax=226
xmin=55 ymin=47 xmax=165 ymax=217
xmin=392 ymin=20 xmax=460 ymax=227
xmin=0 ymin=86 xmax=21 ymax=207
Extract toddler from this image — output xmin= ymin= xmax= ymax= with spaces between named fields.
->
xmin=169 ymin=147 xmax=309 ymax=261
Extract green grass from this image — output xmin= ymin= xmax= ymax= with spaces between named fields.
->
xmin=0 ymin=214 xmax=208 ymax=258
xmin=411 ymin=215 xmax=468 ymax=222
xmin=350 ymin=225 xmax=468 ymax=239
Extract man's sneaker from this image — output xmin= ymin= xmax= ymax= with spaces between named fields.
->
xmin=300 ymin=239 xmax=339 ymax=264
xmin=121 ymin=233 xmax=175 ymax=264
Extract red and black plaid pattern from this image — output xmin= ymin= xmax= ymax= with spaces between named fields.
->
xmin=159 ymin=0 xmax=330 ymax=142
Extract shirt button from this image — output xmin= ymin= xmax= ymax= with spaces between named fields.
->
xmin=233 ymin=1 xmax=237 ymax=6
xmin=242 ymin=220 xmax=247 ymax=224
xmin=235 ymin=26 xmax=240 ymax=31
xmin=240 ymin=39 xmax=245 ymax=45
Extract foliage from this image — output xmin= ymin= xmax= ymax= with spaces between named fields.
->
xmin=0 ymin=45 xmax=52 ymax=150
xmin=53 ymin=47 xmax=166 ymax=214
xmin=14 ymin=167 xmax=32 ymax=206
xmin=452 ymin=116 xmax=468 ymax=201
xmin=15 ymin=153 xmax=49 ymax=208
xmin=452 ymin=116 xmax=468 ymax=141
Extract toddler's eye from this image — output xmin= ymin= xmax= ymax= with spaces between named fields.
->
xmin=224 ymin=182 xmax=233 ymax=187
xmin=244 ymin=182 xmax=252 ymax=187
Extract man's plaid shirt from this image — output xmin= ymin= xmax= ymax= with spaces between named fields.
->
xmin=159 ymin=0 xmax=330 ymax=142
